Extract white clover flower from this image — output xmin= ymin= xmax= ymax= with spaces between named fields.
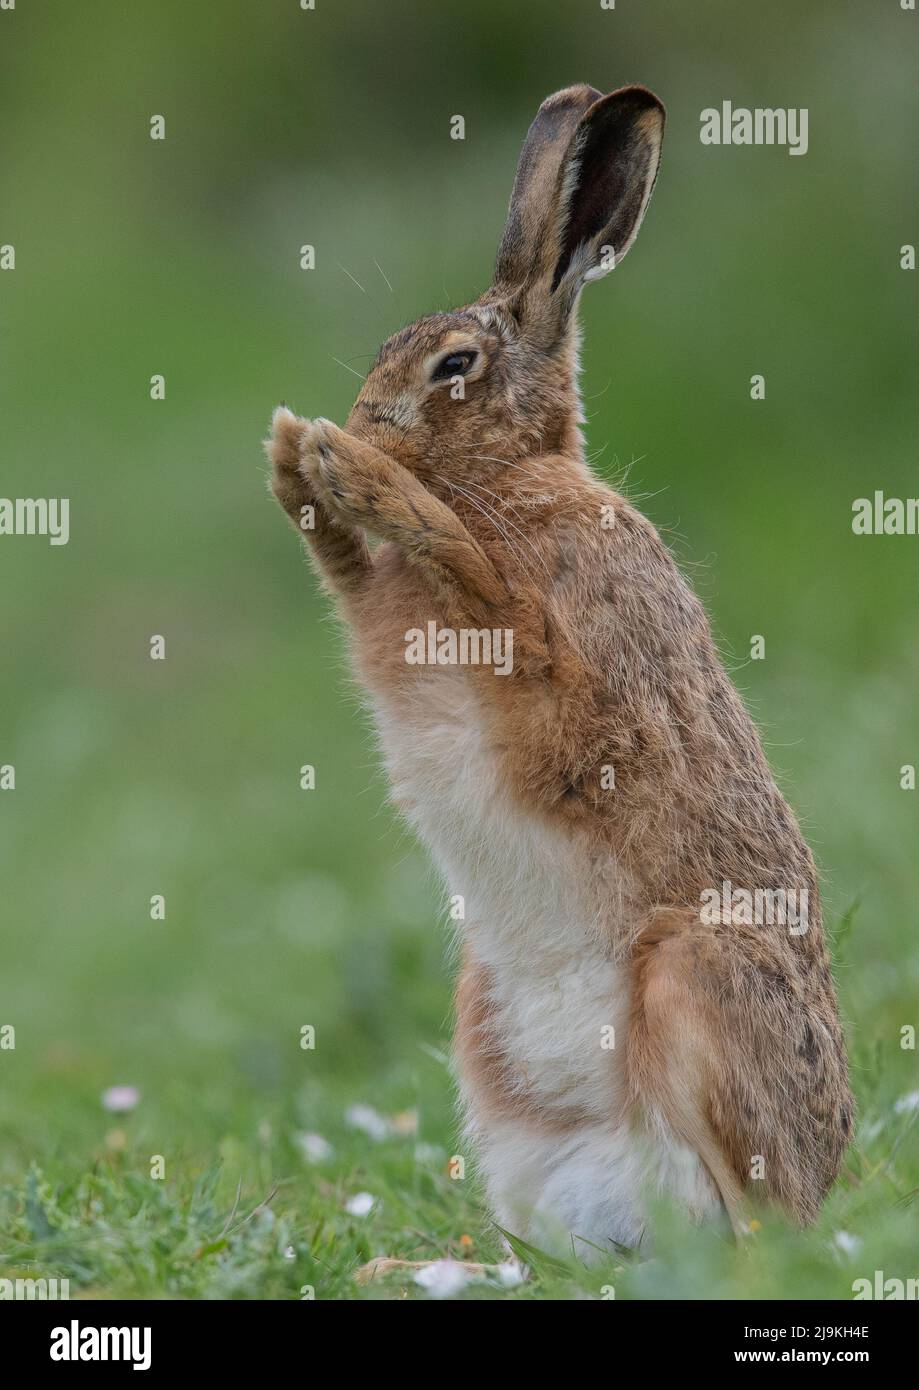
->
xmin=414 ymin=1142 xmax=445 ymax=1165
xmin=345 ymin=1104 xmax=389 ymax=1141
xmin=297 ymin=1131 xmax=333 ymax=1162
xmin=831 ymin=1231 xmax=861 ymax=1257
xmin=101 ymin=1085 xmax=140 ymax=1113
xmin=413 ymin=1260 xmax=475 ymax=1298
xmin=345 ymin=1192 xmax=377 ymax=1217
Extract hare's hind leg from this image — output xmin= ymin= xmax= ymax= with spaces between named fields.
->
xmin=629 ymin=909 xmax=749 ymax=1236
xmin=629 ymin=909 xmax=851 ymax=1232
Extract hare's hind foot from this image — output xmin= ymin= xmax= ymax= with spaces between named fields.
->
xmin=475 ymin=1111 xmax=725 ymax=1262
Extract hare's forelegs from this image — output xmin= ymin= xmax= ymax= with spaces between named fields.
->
xmin=267 ymin=406 xmax=372 ymax=596
xmin=300 ymin=418 xmax=508 ymax=614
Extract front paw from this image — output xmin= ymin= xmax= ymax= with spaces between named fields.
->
xmin=267 ymin=405 xmax=316 ymax=529
xmin=302 ymin=418 xmax=383 ymax=528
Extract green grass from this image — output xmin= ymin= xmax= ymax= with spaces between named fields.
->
xmin=2 ymin=1037 xmax=917 ymax=1300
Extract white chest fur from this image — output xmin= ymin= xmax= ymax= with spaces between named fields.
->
xmin=369 ymin=670 xmax=719 ymax=1254
xmin=371 ymin=672 xmax=632 ymax=1117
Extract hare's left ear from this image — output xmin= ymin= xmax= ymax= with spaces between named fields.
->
xmin=495 ymin=85 xmax=665 ymax=346
xmin=551 ymin=86 xmax=664 ymax=291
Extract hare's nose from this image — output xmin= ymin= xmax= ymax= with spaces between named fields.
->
xmin=355 ymin=401 xmax=400 ymax=428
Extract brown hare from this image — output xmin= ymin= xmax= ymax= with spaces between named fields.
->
xmin=268 ymin=84 xmax=852 ymax=1264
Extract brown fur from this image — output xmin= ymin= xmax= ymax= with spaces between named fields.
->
xmin=267 ymin=84 xmax=852 ymax=1232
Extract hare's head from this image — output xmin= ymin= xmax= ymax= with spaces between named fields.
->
xmin=346 ymin=84 xmax=664 ymax=489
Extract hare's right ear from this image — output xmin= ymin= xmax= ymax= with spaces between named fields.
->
xmin=494 ymin=85 xmax=665 ymax=348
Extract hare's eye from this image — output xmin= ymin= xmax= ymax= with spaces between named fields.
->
xmin=431 ymin=350 xmax=477 ymax=382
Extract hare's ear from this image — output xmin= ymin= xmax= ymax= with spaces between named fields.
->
xmin=494 ymin=85 xmax=665 ymax=347
xmin=494 ymin=85 xmax=604 ymax=291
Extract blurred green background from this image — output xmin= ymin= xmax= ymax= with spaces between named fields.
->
xmin=0 ymin=0 xmax=916 ymax=1297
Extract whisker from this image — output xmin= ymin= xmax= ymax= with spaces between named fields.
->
xmin=446 ymin=478 xmax=550 ymax=587
xmin=614 ymin=453 xmax=647 ymax=489
xmin=373 ymin=258 xmax=394 ymax=294
xmin=457 ymin=476 xmax=553 ymax=581
xmin=330 ymin=355 xmax=367 ymax=381
xmin=437 ymin=474 xmax=528 ymax=574
xmin=463 ymin=452 xmax=533 ymax=476
xmin=457 ymin=475 xmax=529 ymax=527
xmin=338 ymin=263 xmax=368 ymax=295
xmin=337 ymin=261 xmax=389 ymax=328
